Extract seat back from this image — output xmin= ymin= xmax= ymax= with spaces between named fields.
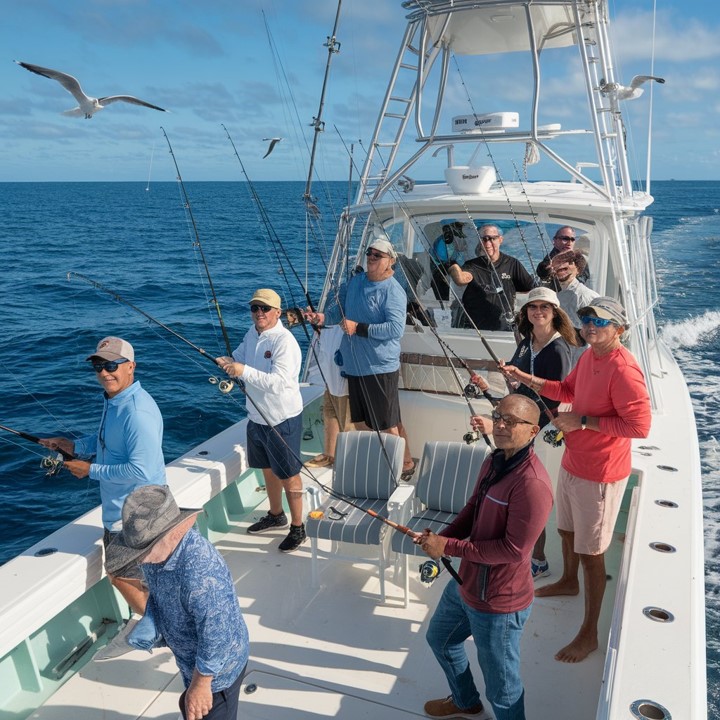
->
xmin=333 ymin=431 xmax=405 ymax=500
xmin=415 ymin=441 xmax=489 ymax=513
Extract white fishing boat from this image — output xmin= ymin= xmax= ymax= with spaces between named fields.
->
xmin=0 ymin=1 xmax=706 ymax=719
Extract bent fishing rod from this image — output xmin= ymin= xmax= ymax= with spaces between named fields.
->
xmin=67 ymin=273 xmax=463 ymax=577
xmin=0 ymin=423 xmax=75 ymax=475
xmin=161 ymin=127 xmax=233 ymax=356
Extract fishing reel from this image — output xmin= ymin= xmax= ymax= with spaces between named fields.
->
xmin=208 ymin=377 xmax=235 ymax=394
xmin=463 ymin=382 xmax=483 ymax=400
xmin=462 ymin=430 xmax=479 ymax=445
xmin=419 ymin=559 xmax=442 ymax=585
xmin=40 ymin=453 xmax=65 ymax=477
xmin=543 ymin=428 xmax=564 ymax=447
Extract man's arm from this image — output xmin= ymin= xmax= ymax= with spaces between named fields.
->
xmin=447 ymin=262 xmax=473 ymax=286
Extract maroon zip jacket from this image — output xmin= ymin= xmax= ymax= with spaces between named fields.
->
xmin=440 ymin=445 xmax=553 ymax=613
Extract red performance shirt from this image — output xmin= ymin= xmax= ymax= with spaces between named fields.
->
xmin=542 ymin=345 xmax=651 ymax=483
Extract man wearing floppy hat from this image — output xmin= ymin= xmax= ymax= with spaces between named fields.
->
xmin=502 ymin=297 xmax=651 ymax=663
xmin=41 ymin=336 xmax=166 ymax=623
xmin=106 ymin=485 xmax=249 ymax=720
xmin=217 ymin=289 xmax=306 ymax=553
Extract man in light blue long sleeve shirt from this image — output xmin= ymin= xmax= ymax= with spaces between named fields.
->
xmin=42 ymin=336 xmax=166 ymax=618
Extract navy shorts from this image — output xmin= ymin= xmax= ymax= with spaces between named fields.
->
xmin=247 ymin=414 xmax=303 ymax=480
xmin=347 ymin=371 xmax=401 ymax=431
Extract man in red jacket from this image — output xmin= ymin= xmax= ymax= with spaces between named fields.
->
xmin=502 ymin=297 xmax=651 ymax=664
xmin=419 ymin=394 xmax=553 ymax=720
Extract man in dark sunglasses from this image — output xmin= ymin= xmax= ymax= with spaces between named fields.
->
xmin=537 ymin=226 xmax=591 ymax=288
xmin=216 ymin=288 xmax=307 ymax=554
xmin=41 ymin=335 xmax=166 ymax=655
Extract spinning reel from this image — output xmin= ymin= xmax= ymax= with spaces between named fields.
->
xmin=208 ymin=377 xmax=235 ymax=394
xmin=543 ymin=428 xmax=564 ymax=447
xmin=419 ymin=559 xmax=443 ymax=585
xmin=40 ymin=453 xmax=65 ymax=477
xmin=463 ymin=382 xmax=484 ymax=400
xmin=462 ymin=430 xmax=479 ymax=445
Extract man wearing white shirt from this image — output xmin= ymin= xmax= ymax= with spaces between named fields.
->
xmin=217 ymin=288 xmax=305 ymax=553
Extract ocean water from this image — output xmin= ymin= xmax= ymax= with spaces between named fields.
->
xmin=1 ymin=180 xmax=719 ymax=710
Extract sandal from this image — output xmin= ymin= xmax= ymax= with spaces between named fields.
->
xmin=400 ymin=460 xmax=417 ymax=482
xmin=306 ymin=454 xmax=334 ymax=468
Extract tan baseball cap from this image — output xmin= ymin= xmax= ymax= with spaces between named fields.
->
xmin=87 ymin=336 xmax=135 ymax=362
xmin=249 ymin=288 xmax=282 ymax=309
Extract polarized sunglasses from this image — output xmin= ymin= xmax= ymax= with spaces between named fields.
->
xmin=91 ymin=359 xmax=129 ymax=373
xmin=365 ymin=250 xmax=387 ymax=259
xmin=580 ymin=315 xmax=615 ymax=328
xmin=250 ymin=304 xmax=273 ymax=313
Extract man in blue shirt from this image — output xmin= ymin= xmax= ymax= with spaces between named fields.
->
xmin=106 ymin=485 xmax=249 ymax=720
xmin=41 ymin=336 xmax=166 ymax=618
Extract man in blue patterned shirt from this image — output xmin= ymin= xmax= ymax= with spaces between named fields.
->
xmin=106 ymin=485 xmax=249 ymax=720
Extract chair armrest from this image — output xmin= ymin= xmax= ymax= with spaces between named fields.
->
xmin=387 ymin=484 xmax=416 ymax=527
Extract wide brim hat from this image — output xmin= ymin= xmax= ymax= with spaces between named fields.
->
xmin=523 ymin=286 xmax=560 ymax=308
xmin=87 ymin=336 xmax=135 ymax=362
xmin=578 ymin=296 xmax=628 ymax=327
xmin=105 ymin=485 xmax=201 ymax=575
xmin=249 ymin=288 xmax=282 ymax=309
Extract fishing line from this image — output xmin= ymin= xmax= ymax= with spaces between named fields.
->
xmin=161 ymin=127 xmax=233 ymax=356
xmin=68 ymin=272 xmax=458 ymax=576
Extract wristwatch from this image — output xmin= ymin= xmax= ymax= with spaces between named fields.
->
xmin=580 ymin=415 xmax=587 ymax=431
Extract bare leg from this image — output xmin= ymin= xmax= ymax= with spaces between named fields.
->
xmin=262 ymin=467 xmax=285 ymax=516
xmin=555 ymin=552 xmax=604 ymax=663
xmin=109 ymin=575 xmax=148 ymax=615
xmin=282 ymin=473 xmax=304 ymax=527
xmin=535 ymin=529 xmax=580 ymax=597
xmin=324 ymin=416 xmax=340 ymax=460
xmin=384 ymin=424 xmax=413 ymax=467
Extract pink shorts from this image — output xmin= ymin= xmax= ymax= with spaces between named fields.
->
xmin=555 ymin=467 xmax=628 ymax=555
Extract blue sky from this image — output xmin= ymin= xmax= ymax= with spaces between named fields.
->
xmin=1 ymin=0 xmax=718 ymax=183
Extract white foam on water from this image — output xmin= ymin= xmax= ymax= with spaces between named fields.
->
xmin=661 ymin=310 xmax=720 ymax=349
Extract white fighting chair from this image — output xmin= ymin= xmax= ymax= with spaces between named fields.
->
xmin=391 ymin=440 xmax=490 ymax=607
xmin=305 ymin=430 xmax=405 ymax=603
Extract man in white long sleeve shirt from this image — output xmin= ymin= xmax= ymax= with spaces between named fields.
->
xmin=217 ymin=289 xmax=306 ymax=553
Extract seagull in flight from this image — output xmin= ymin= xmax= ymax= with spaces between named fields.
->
xmin=15 ymin=60 xmax=167 ymax=119
xmin=599 ymin=75 xmax=665 ymax=101
xmin=262 ymin=137 xmax=283 ymax=158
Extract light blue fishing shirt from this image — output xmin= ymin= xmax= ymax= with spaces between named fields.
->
xmin=327 ymin=272 xmax=406 ymax=376
xmin=142 ymin=528 xmax=250 ymax=692
xmin=74 ymin=381 xmax=166 ymax=531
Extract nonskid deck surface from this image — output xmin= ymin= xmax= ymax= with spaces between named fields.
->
xmin=31 ymin=490 xmax=621 ymax=720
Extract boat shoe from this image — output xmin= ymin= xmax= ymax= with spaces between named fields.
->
xmin=306 ymin=454 xmax=333 ymax=468
xmin=424 ymin=696 xmax=486 ymax=719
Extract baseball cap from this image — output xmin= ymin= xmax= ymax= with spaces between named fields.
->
xmin=249 ymin=288 xmax=282 ymax=309
xmin=87 ymin=336 xmax=135 ymax=362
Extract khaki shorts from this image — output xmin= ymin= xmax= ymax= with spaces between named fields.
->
xmin=322 ymin=390 xmax=353 ymax=432
xmin=555 ymin=467 xmax=628 ymax=555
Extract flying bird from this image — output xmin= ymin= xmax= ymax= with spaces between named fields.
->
xmin=262 ymin=137 xmax=283 ymax=158
xmin=14 ymin=60 xmax=167 ymax=119
xmin=599 ymin=75 xmax=665 ymax=101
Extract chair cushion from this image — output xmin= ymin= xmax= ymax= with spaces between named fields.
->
xmin=305 ymin=497 xmax=390 ymax=546
xmin=390 ymin=511 xmax=456 ymax=557
xmin=415 ymin=441 xmax=488 ymax=514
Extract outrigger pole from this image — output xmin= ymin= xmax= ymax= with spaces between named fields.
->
xmin=161 ymin=127 xmax=233 ymax=355
xmin=68 ymin=272 xmax=463 ymax=585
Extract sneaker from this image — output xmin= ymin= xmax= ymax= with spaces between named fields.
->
xmin=278 ymin=524 xmax=306 ymax=553
xmin=424 ymin=696 xmax=485 ymax=718
xmin=247 ymin=511 xmax=288 ymax=535
xmin=531 ymin=558 xmax=550 ymax=580
xmin=94 ymin=616 xmax=139 ymax=661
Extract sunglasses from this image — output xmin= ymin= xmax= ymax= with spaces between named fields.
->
xmin=580 ymin=315 xmax=615 ymax=328
xmin=480 ymin=235 xmax=501 ymax=242
xmin=365 ymin=250 xmax=387 ymax=260
xmin=555 ymin=235 xmax=576 ymax=242
xmin=91 ymin=359 xmax=129 ymax=373
xmin=250 ymin=304 xmax=273 ymax=313
xmin=491 ymin=410 xmax=534 ymax=428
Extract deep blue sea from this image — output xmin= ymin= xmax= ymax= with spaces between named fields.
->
xmin=1 ymin=180 xmax=719 ymax=710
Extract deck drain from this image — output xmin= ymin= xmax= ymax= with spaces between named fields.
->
xmin=34 ymin=547 xmax=58 ymax=557
xmin=649 ymin=542 xmax=676 ymax=553
xmin=655 ymin=499 xmax=678 ymax=508
xmin=643 ymin=606 xmax=675 ymax=623
xmin=198 ymin=450 xmax=209 ymax=456
xmin=657 ymin=465 xmax=678 ymax=472
xmin=630 ymin=699 xmax=671 ymax=719
xmin=244 ymin=683 xmax=257 ymax=694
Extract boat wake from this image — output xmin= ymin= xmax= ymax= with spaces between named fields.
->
xmin=660 ymin=310 xmax=720 ymax=348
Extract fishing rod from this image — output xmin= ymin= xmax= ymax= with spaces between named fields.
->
xmin=68 ymin=272 xmax=236 ymax=394
xmin=0 ymin=423 xmax=75 ymax=475
xmin=69 ymin=272 xmax=460 ymax=583
xmin=161 ymin=126 xmax=233 ymax=356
